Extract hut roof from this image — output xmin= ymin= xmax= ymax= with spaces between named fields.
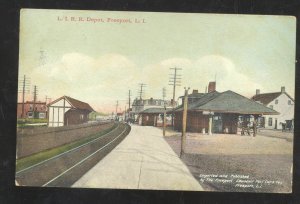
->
xmin=48 ymin=95 xmax=94 ymax=112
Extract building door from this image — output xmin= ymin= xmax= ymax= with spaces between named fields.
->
xmin=275 ymin=119 xmax=278 ymax=129
xmin=212 ymin=115 xmax=223 ymax=133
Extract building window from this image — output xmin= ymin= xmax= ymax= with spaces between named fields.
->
xmin=80 ymin=114 xmax=84 ymax=120
xmin=288 ymin=100 xmax=291 ymax=105
xmin=39 ymin=112 xmax=45 ymax=118
xmin=268 ymin=118 xmax=272 ymax=126
xmin=275 ymin=99 xmax=278 ymax=104
xmin=269 ymin=105 xmax=273 ymax=109
xmin=28 ymin=112 xmax=33 ymax=118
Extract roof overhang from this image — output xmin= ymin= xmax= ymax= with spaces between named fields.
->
xmin=173 ymin=109 xmax=279 ymax=115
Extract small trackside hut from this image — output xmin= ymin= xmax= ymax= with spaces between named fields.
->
xmin=173 ymin=90 xmax=278 ymax=134
xmin=47 ymin=96 xmax=94 ymax=127
xmin=139 ymin=108 xmax=172 ymax=126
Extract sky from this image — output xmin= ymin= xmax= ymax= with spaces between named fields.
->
xmin=18 ymin=9 xmax=296 ymax=113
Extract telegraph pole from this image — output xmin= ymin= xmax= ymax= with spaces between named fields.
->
xmin=22 ymin=76 xmax=26 ymax=118
xmin=169 ymin=67 xmax=182 ymax=128
xmin=163 ymin=87 xmax=167 ymax=136
xmin=32 ymin=85 xmax=38 ymax=119
xmin=115 ymin=100 xmax=119 ymax=116
xmin=128 ymin=90 xmax=131 ymax=110
xmin=18 ymin=75 xmax=30 ymax=118
xmin=45 ymin=96 xmax=52 ymax=104
xmin=128 ymin=90 xmax=131 ymax=121
xmin=138 ymin=83 xmax=146 ymax=100
xmin=181 ymin=87 xmax=189 ymax=157
xmin=124 ymin=105 xmax=127 ymax=121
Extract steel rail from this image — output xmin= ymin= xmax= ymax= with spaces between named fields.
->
xmin=42 ymin=125 xmax=128 ymax=187
xmin=16 ymin=123 xmax=121 ymax=174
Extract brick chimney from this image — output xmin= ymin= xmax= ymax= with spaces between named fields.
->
xmin=256 ymin=89 xmax=260 ymax=95
xmin=281 ymin=86 xmax=285 ymax=93
xmin=192 ymin=89 xmax=198 ymax=94
xmin=208 ymin=82 xmax=216 ymax=93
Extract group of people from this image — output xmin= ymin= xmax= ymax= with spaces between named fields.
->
xmin=240 ymin=120 xmax=257 ymax=137
xmin=281 ymin=120 xmax=293 ymax=132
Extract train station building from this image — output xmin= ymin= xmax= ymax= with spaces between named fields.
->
xmin=138 ymin=107 xmax=172 ymax=126
xmin=173 ymin=90 xmax=278 ymax=134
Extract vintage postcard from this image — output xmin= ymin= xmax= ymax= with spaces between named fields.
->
xmin=15 ymin=9 xmax=295 ymax=193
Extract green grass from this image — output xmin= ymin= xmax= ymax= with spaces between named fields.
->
xmin=16 ymin=123 xmax=118 ymax=172
xmin=17 ymin=123 xmax=48 ymax=128
xmin=18 ymin=118 xmax=48 ymax=123
xmin=17 ymin=118 xmax=48 ymax=127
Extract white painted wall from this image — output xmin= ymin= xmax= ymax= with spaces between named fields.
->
xmin=48 ymin=107 xmax=53 ymax=126
xmin=264 ymin=93 xmax=294 ymax=129
xmin=48 ymin=98 xmax=71 ymax=127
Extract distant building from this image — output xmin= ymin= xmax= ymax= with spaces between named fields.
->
xmin=251 ymin=87 xmax=294 ymax=129
xmin=179 ymin=81 xmax=216 ymax=105
xmin=116 ymin=112 xmax=125 ymax=121
xmin=17 ymin=101 xmax=47 ymax=119
xmin=47 ymin=96 xmax=94 ymax=127
xmin=130 ymin=97 xmax=176 ymax=121
xmin=139 ymin=107 xmax=172 ymax=126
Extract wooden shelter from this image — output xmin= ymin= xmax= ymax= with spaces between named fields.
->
xmin=173 ymin=90 xmax=278 ymax=134
xmin=47 ymin=96 xmax=94 ymax=127
xmin=139 ymin=108 xmax=172 ymax=126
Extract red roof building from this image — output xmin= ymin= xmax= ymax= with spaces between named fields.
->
xmin=17 ymin=101 xmax=47 ymax=119
xmin=47 ymin=96 xmax=94 ymax=127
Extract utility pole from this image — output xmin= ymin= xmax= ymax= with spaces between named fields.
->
xmin=32 ymin=85 xmax=38 ymax=119
xmin=45 ymin=96 xmax=52 ymax=104
xmin=115 ymin=100 xmax=119 ymax=117
xmin=138 ymin=83 xmax=146 ymax=100
xmin=163 ymin=87 xmax=167 ymax=136
xmin=128 ymin=90 xmax=131 ymax=120
xmin=181 ymin=87 xmax=189 ymax=157
xmin=18 ymin=75 xmax=30 ymax=118
xmin=39 ymin=47 xmax=47 ymax=66
xmin=124 ymin=105 xmax=127 ymax=121
xmin=169 ymin=67 xmax=182 ymax=128
xmin=22 ymin=76 xmax=26 ymax=118
xmin=128 ymin=90 xmax=131 ymax=110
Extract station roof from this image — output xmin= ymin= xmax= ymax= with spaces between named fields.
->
xmin=140 ymin=107 xmax=172 ymax=114
xmin=173 ymin=90 xmax=278 ymax=115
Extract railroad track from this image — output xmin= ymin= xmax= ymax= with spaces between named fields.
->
xmin=16 ymin=122 xmax=130 ymax=187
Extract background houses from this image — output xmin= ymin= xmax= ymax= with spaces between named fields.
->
xmin=178 ymin=81 xmax=216 ymax=105
xmin=17 ymin=101 xmax=47 ymax=119
xmin=138 ymin=107 xmax=172 ymax=126
xmin=251 ymin=87 xmax=294 ymax=130
xmin=48 ymin=96 xmax=94 ymax=127
xmin=130 ymin=97 xmax=176 ymax=122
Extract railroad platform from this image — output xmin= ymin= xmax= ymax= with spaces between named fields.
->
xmin=72 ymin=125 xmax=203 ymax=191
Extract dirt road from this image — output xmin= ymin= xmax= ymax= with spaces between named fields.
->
xmin=164 ymin=130 xmax=293 ymax=193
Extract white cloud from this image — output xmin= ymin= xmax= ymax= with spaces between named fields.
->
xmin=29 ymin=52 xmax=139 ymax=110
xmin=26 ymin=53 xmax=263 ymax=112
xmin=183 ymin=55 xmax=263 ymax=96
